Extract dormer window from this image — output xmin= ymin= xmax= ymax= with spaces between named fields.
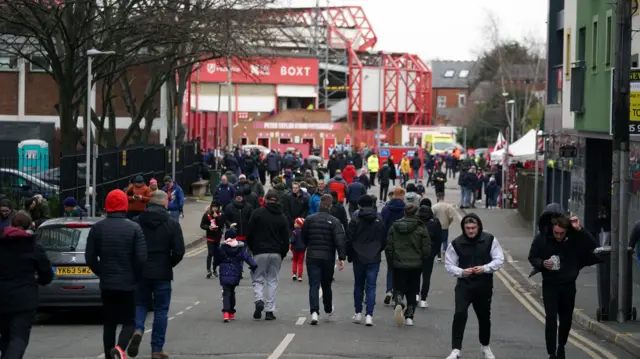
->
xmin=444 ymin=70 xmax=455 ymax=77
xmin=459 ymin=69 xmax=469 ymax=78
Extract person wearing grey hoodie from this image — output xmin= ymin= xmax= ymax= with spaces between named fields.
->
xmin=404 ymin=183 xmax=421 ymax=207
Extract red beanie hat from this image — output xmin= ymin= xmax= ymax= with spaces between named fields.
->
xmin=295 ymin=217 xmax=305 ymax=228
xmin=105 ymin=189 xmax=128 ymax=213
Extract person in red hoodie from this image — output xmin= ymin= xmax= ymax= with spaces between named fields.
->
xmin=342 ymin=161 xmax=358 ymax=185
xmin=201 ymin=202 xmax=225 ymax=279
xmin=328 ymin=170 xmax=348 ymax=203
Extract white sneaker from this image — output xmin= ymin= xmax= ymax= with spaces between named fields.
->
xmin=394 ymin=304 xmax=404 ymax=326
xmin=310 ymin=312 xmax=319 ymax=325
xmin=352 ymin=313 xmax=362 ymax=323
xmin=437 ymin=256 xmax=442 ymax=262
xmin=405 ymin=318 xmax=414 ymax=326
xmin=481 ymin=346 xmax=495 ymax=359
xmin=325 ymin=305 xmax=335 ymax=321
xmin=364 ymin=314 xmax=373 ymax=326
xmin=419 ymin=300 xmax=429 ymax=308
xmin=446 ymin=349 xmax=461 ymax=359
xmin=415 ymin=294 xmax=420 ymax=302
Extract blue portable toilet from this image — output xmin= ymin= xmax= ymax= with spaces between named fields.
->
xmin=18 ymin=139 xmax=49 ymax=176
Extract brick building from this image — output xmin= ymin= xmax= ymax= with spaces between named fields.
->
xmin=429 ymin=60 xmax=476 ymax=125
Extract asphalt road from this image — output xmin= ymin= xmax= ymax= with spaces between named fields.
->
xmin=26 ymin=182 xmax=636 ymax=359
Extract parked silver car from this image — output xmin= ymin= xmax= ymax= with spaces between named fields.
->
xmin=37 ymin=217 xmax=103 ymax=309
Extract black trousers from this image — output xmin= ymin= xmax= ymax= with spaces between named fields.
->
xmin=0 ymin=309 xmax=36 ymax=359
xmin=206 ymin=241 xmax=221 ymax=272
xmin=348 ymin=202 xmax=358 ymax=216
xmin=542 ymin=282 xmax=576 ymax=355
xmin=222 ymin=284 xmax=237 ymax=314
xmin=259 ymin=169 xmax=266 ymax=185
xmin=379 ymin=184 xmax=389 ymax=202
xmin=392 ymin=268 xmax=421 ymax=318
xmin=451 ymin=285 xmax=492 ymax=350
xmin=307 ymin=258 xmax=335 ymax=314
xmin=268 ymin=171 xmax=280 ymax=183
xmin=101 ymin=289 xmax=136 ymax=358
xmin=369 ymin=172 xmax=377 ymax=186
xmin=420 ymin=254 xmax=437 ymax=300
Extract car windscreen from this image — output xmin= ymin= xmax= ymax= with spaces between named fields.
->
xmin=37 ymin=227 xmax=91 ymax=252
xmin=434 ymin=142 xmax=454 ymax=150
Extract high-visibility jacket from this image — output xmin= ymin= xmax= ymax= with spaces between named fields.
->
xmin=367 ymin=156 xmax=380 ymax=172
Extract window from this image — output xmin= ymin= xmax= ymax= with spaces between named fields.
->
xmin=443 ymin=70 xmax=455 ymax=78
xmin=433 ymin=142 xmax=453 ymax=151
xmin=591 ymin=17 xmax=599 ymax=71
xmin=30 ymin=55 xmax=49 ymax=72
xmin=458 ymin=69 xmax=469 ymax=78
xmin=578 ymin=27 xmax=586 ymax=61
xmin=0 ymin=55 xmax=17 ymax=71
xmin=565 ymin=29 xmax=572 ymax=80
xmin=605 ymin=14 xmax=612 ymax=67
xmin=437 ymin=96 xmax=447 ymax=108
xmin=37 ymin=227 xmax=91 ymax=252
xmin=457 ymin=93 xmax=466 ymax=107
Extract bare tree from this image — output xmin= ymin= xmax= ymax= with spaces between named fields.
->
xmin=0 ymin=0 xmax=281 ymax=150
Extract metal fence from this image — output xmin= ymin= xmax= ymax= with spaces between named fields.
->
xmin=59 ymin=139 xmax=203 ymax=216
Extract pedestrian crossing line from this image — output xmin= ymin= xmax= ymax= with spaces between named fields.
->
xmin=295 ymin=316 xmax=306 ymax=325
xmin=454 ymin=210 xmax=618 ymax=359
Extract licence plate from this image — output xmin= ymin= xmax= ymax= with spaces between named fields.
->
xmin=54 ymin=266 xmax=93 ymax=276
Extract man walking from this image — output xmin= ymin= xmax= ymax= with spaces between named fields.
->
xmin=385 ymin=204 xmax=430 ymax=326
xmin=380 ymin=187 xmax=406 ymax=305
xmin=345 ymin=195 xmax=386 ymax=326
xmin=247 ymin=190 xmax=290 ymax=320
xmin=128 ymin=191 xmax=185 ymax=359
xmin=301 ymin=194 xmax=346 ymax=325
xmin=86 ymin=189 xmax=147 ymax=359
xmin=444 ymin=213 xmax=504 ymax=359
xmin=417 ymin=204 xmax=442 ymax=308
xmin=432 ymin=193 xmax=456 ymax=261
xmin=161 ymin=176 xmax=184 ymax=221
xmin=528 ymin=204 xmax=599 ymax=359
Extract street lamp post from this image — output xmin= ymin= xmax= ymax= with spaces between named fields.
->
xmin=507 ymin=99 xmax=516 ymax=143
xmin=376 ymin=51 xmax=383 ymax=149
xmin=86 ymin=49 xmax=115 ymax=217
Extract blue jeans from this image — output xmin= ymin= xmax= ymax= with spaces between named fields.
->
xmin=169 ymin=210 xmax=180 ymax=222
xmin=386 ymin=262 xmax=393 ymax=293
xmin=441 ymin=229 xmax=449 ymax=255
xmin=353 ymin=262 xmax=380 ymax=316
xmin=413 ymin=170 xmax=419 ymax=181
xmin=461 ymin=187 xmax=472 ymax=207
xmin=135 ymin=280 xmax=172 ymax=353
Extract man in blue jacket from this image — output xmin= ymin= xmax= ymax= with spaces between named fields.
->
xmin=214 ymin=175 xmax=236 ymax=207
xmin=161 ymin=176 xmax=184 ymax=221
xmin=380 ymin=187 xmax=406 ymax=306
xmin=346 ymin=177 xmax=367 ymax=216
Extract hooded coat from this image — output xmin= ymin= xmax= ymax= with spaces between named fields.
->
xmin=404 ymin=192 xmax=421 ymax=207
xmin=0 ymin=226 xmax=53 ymax=312
xmin=345 ymin=207 xmax=387 ymax=264
xmin=223 ymin=200 xmax=252 ymax=239
xmin=342 ymin=164 xmax=357 ymax=184
xmin=215 ymin=241 xmax=257 ymax=286
xmin=381 ymin=198 xmax=405 ymax=235
xmin=418 ymin=205 xmax=443 ymax=255
xmin=247 ymin=202 xmax=290 ymax=257
xmin=133 ymin=205 xmax=185 ymax=280
xmin=385 ymin=216 xmax=431 ymax=269
xmin=528 ymin=203 xmax=600 ymax=284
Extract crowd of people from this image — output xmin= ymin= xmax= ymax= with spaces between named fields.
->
xmin=0 ymin=144 xmax=603 ymax=359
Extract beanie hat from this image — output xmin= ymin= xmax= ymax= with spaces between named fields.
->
xmin=225 ymin=228 xmax=237 ymax=239
xmin=404 ymin=203 xmax=418 ymax=216
xmin=63 ymin=197 xmax=77 ymax=207
xmin=358 ymin=195 xmax=374 ymax=208
xmin=419 ymin=198 xmax=432 ymax=208
xmin=134 ymin=175 xmax=144 ymax=183
xmin=105 ymin=190 xmax=128 ymax=213
xmin=150 ymin=178 xmax=158 ymax=185
xmin=406 ymin=183 xmax=417 ymax=193
xmin=295 ymin=217 xmax=305 ymax=228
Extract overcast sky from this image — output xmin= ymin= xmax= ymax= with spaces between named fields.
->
xmin=284 ymin=0 xmax=548 ymax=61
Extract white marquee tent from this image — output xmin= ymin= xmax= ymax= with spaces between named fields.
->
xmin=491 ymin=129 xmax=537 ymax=163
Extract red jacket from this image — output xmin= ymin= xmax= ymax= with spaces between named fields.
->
xmin=342 ymin=165 xmax=357 ymax=184
xmin=328 ymin=177 xmax=348 ymax=202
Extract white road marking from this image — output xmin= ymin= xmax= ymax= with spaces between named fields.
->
xmin=267 ymin=333 xmax=295 ymax=359
xmin=95 ymin=355 xmax=105 ymax=359
xmin=186 ymin=306 xmax=193 ymax=310
xmin=194 ymin=301 xmax=200 ymax=305
xmin=176 ymin=311 xmax=184 ymax=316
xmin=186 ymin=245 xmax=207 ymax=257
xmin=295 ymin=317 xmax=306 ymax=325
xmin=145 ymin=329 xmax=151 ymax=333
xmin=168 ymin=316 xmax=175 ymax=321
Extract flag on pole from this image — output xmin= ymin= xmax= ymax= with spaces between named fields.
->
xmin=494 ymin=131 xmax=507 ymax=151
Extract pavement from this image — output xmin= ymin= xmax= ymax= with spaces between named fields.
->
xmin=458 ymin=196 xmax=640 ymax=356
xmin=24 ymin=182 xmax=637 ymax=359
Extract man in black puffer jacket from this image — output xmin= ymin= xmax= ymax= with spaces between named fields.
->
xmin=128 ymin=191 xmax=185 ymax=359
xmin=247 ymin=190 xmax=290 ymax=321
xmin=86 ymin=189 xmax=147 ymax=359
xmin=417 ymin=203 xmax=442 ymax=308
xmin=0 ymin=211 xmax=53 ymax=359
xmin=302 ymin=194 xmax=346 ymax=325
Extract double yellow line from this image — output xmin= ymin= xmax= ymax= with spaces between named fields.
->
xmin=454 ymin=210 xmax=617 ymax=359
xmin=185 ymin=242 xmax=208 ymax=257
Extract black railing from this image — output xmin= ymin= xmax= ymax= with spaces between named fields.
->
xmin=59 ymin=139 xmax=203 ymax=216
xmin=570 ymin=61 xmax=586 ymax=113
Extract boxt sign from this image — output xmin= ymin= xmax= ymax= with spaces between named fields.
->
xmin=194 ymin=57 xmax=319 ymax=86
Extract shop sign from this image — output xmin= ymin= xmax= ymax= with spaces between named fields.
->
xmin=194 ymin=57 xmax=319 ymax=85
xmin=253 ymin=122 xmax=337 ymax=130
